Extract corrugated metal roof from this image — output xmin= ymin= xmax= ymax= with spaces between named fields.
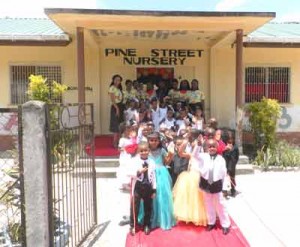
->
xmin=246 ymin=22 xmax=300 ymax=43
xmin=1 ymin=18 xmax=300 ymax=44
xmin=0 ymin=17 xmax=69 ymax=41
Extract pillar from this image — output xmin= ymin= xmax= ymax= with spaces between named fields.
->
xmin=22 ymin=101 xmax=50 ymax=246
xmin=236 ymin=29 xmax=244 ymax=153
xmin=77 ymin=27 xmax=85 ymax=103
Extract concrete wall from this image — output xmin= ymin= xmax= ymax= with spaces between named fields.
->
xmin=244 ymin=48 xmax=300 ymax=134
xmin=211 ymin=46 xmax=300 ymax=131
xmin=210 ymin=47 xmax=236 ymax=129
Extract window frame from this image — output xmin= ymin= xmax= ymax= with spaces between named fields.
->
xmin=244 ymin=64 xmax=291 ymax=104
xmin=9 ymin=63 xmax=64 ymax=105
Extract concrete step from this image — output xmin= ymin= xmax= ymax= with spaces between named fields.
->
xmin=94 ymin=157 xmax=119 ymax=178
xmin=238 ymin=155 xmax=250 ymax=165
xmin=95 ymin=157 xmax=119 ymax=168
xmin=95 ymin=167 xmax=117 ymax=178
xmin=236 ymin=163 xmax=254 ymax=175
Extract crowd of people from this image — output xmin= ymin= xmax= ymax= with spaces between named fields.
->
xmin=108 ymin=74 xmax=239 ymax=237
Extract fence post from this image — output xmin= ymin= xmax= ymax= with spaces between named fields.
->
xmin=22 ymin=101 xmax=50 ymax=247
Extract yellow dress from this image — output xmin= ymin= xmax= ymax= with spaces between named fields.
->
xmin=173 ymin=170 xmax=207 ymax=226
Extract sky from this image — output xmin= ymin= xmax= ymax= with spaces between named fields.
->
xmin=0 ymin=0 xmax=299 ymax=22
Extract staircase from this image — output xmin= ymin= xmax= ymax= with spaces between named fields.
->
xmin=95 ymin=157 xmax=119 ymax=178
xmin=95 ymin=154 xmax=254 ymax=178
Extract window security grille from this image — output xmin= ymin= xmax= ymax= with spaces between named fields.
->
xmin=245 ymin=67 xmax=290 ymax=103
xmin=10 ymin=65 xmax=62 ymax=104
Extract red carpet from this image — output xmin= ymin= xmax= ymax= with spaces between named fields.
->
xmin=86 ymin=135 xmax=120 ymax=157
xmin=126 ymin=219 xmax=250 ymax=247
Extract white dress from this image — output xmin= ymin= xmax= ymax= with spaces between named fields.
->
xmin=117 ymin=137 xmax=135 ymax=189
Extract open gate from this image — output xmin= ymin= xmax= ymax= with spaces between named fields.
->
xmin=46 ymin=103 xmax=97 ymax=246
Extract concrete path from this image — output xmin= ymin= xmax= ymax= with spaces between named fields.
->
xmin=228 ymin=170 xmax=300 ymax=247
xmin=88 ymin=170 xmax=300 ymax=247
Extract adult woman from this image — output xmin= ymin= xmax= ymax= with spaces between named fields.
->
xmin=178 ymin=79 xmax=190 ymax=104
xmin=167 ymin=78 xmax=180 ymax=103
xmin=109 ymin=74 xmax=124 ymax=148
xmin=188 ymin=79 xmax=205 ymax=114
xmin=122 ymin=79 xmax=137 ymax=104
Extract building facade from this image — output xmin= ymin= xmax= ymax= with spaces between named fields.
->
xmin=0 ymin=9 xmax=299 ymax=143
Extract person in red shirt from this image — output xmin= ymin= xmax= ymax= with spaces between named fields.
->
xmin=215 ymin=129 xmax=226 ymax=155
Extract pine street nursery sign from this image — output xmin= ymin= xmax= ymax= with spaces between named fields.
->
xmin=104 ymin=48 xmax=204 ymax=66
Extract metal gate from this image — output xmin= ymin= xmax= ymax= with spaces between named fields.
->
xmin=46 ymin=103 xmax=97 ymax=247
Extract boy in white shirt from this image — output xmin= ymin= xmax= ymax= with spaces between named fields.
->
xmin=127 ymin=142 xmax=156 ymax=235
xmin=195 ymin=138 xmax=231 ymax=235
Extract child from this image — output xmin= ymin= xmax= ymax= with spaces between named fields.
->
xmin=147 ymin=132 xmax=176 ymax=230
xmin=196 ymin=138 xmax=231 ymax=235
xmin=192 ymin=107 xmax=205 ymax=130
xmin=146 ymin=82 xmax=157 ymax=99
xmin=150 ymin=97 xmax=161 ymax=131
xmin=222 ymin=130 xmax=239 ymax=197
xmin=175 ymin=107 xmax=192 ymax=135
xmin=117 ymin=124 xmax=137 ymax=191
xmin=159 ymin=106 xmax=176 ymax=130
xmin=173 ymin=134 xmax=207 ymax=226
xmin=124 ymin=98 xmax=138 ymax=125
xmin=128 ymin=142 xmax=156 ymax=235
xmin=171 ymin=136 xmax=190 ymax=185
xmin=215 ymin=129 xmax=226 ymax=155
xmin=207 ymin=117 xmax=218 ymax=130
xmin=135 ymin=82 xmax=147 ymax=101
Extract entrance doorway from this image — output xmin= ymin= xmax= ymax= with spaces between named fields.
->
xmin=136 ymin=67 xmax=174 ymax=88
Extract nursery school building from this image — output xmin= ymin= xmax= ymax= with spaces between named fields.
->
xmin=1 ymin=9 xmax=300 ymax=143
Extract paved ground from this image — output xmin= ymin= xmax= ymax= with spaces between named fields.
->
xmin=89 ymin=169 xmax=300 ymax=247
xmin=229 ymin=170 xmax=300 ymax=247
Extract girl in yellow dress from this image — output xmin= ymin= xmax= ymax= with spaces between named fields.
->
xmin=173 ymin=131 xmax=207 ymax=226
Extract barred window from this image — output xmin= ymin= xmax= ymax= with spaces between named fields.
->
xmin=245 ymin=66 xmax=290 ymax=103
xmin=10 ymin=65 xmax=62 ymax=104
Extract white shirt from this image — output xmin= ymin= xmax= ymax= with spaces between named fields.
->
xmin=192 ymin=119 xmax=204 ymax=130
xmin=151 ymin=107 xmax=161 ymax=131
xmin=193 ymin=151 xmax=227 ymax=182
xmin=160 ymin=117 xmax=176 ymax=130
xmin=124 ymin=108 xmax=138 ymax=124
xmin=127 ymin=156 xmax=157 ymax=194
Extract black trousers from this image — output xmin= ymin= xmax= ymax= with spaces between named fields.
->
xmin=227 ymin=166 xmax=236 ymax=193
xmin=130 ymin=181 xmax=153 ymax=228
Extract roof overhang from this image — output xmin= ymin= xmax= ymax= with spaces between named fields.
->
xmin=244 ymin=37 xmax=300 ymax=48
xmin=0 ymin=34 xmax=71 ymax=46
xmin=45 ymin=8 xmax=275 ymax=46
xmin=0 ymin=39 xmax=71 ymax=46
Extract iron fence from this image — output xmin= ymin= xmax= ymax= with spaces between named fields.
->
xmin=0 ymin=108 xmax=26 ymax=247
xmin=46 ymin=103 xmax=97 ymax=247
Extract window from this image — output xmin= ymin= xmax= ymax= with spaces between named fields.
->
xmin=245 ymin=66 xmax=290 ymax=103
xmin=10 ymin=65 xmax=62 ymax=104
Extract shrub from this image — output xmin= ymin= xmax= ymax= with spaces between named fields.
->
xmin=27 ymin=74 xmax=67 ymax=103
xmin=246 ymin=97 xmax=281 ymax=151
xmin=254 ymin=140 xmax=300 ymax=169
